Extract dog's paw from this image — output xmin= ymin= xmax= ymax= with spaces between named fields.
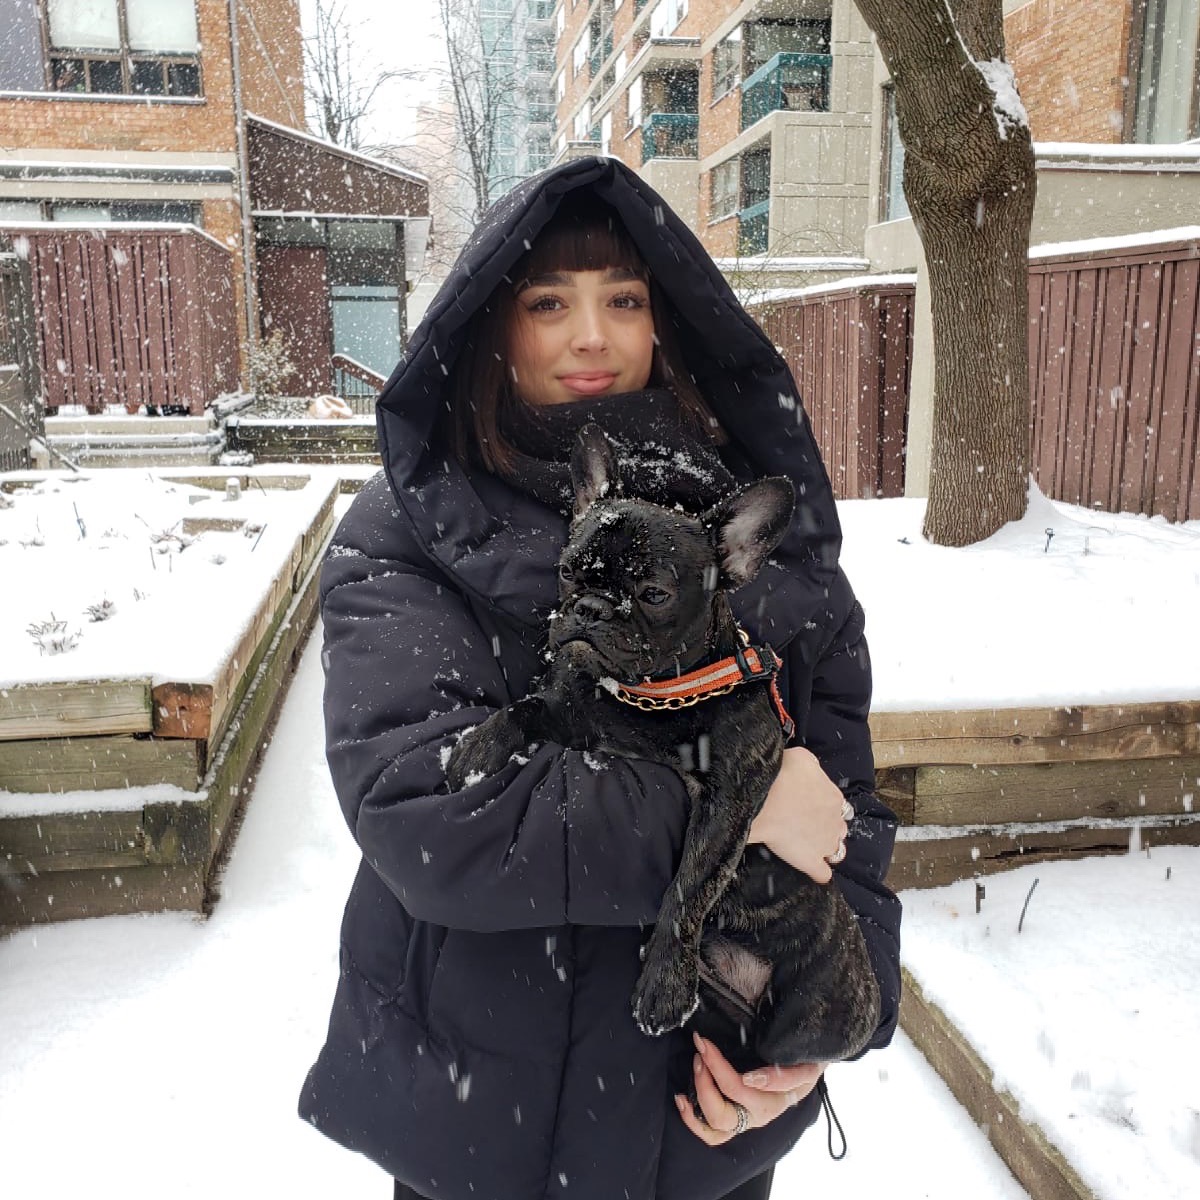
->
xmin=632 ymin=956 xmax=700 ymax=1037
xmin=445 ymin=717 xmax=521 ymax=790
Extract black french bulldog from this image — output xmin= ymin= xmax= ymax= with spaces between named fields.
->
xmin=447 ymin=425 xmax=880 ymax=1072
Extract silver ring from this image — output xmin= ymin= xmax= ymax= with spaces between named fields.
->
xmin=841 ymin=799 xmax=855 ymax=822
xmin=827 ymin=842 xmax=847 ymax=865
xmin=730 ymin=1101 xmax=752 ymax=1136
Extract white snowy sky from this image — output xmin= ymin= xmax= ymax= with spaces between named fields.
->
xmin=297 ymin=0 xmax=446 ymax=145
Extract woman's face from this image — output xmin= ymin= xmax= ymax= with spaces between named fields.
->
xmin=508 ymin=267 xmax=655 ymax=406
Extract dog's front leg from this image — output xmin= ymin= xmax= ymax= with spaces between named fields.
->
xmin=445 ymin=697 xmax=548 ymax=791
xmin=632 ymin=778 xmax=757 ymax=1036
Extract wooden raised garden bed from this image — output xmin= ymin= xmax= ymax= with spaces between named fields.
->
xmin=874 ymin=701 xmax=1200 ymax=890
xmin=0 ymin=470 xmax=338 ymax=927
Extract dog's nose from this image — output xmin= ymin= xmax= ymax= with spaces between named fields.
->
xmin=574 ymin=594 xmax=614 ymax=624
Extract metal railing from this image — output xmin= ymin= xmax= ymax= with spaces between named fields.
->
xmin=332 ymin=353 xmax=386 ymax=416
xmin=641 ymin=113 xmax=699 ymax=163
xmin=741 ymin=52 xmax=831 ymax=131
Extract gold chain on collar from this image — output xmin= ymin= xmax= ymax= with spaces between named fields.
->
xmin=610 ymin=680 xmax=740 ymax=712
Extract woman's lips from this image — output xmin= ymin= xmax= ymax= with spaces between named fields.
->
xmin=559 ymin=372 xmax=617 ymax=396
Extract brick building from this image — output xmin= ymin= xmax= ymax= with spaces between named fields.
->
xmin=553 ymin=0 xmax=875 ymax=274
xmin=0 ymin=0 xmax=430 ymax=408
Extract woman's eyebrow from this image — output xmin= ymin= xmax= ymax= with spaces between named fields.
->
xmin=515 ymin=271 xmax=571 ymax=293
xmin=603 ymin=267 xmax=643 ymax=284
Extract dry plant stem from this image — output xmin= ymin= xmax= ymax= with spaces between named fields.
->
xmin=852 ymin=0 xmax=1037 ymax=546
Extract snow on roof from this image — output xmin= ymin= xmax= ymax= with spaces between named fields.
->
xmin=1030 ymin=225 xmax=1200 ymax=260
xmin=745 ymin=273 xmax=919 ymax=306
xmin=245 ymin=113 xmax=429 ymax=186
xmin=0 ymin=220 xmax=231 ymax=253
xmin=712 ymin=256 xmax=870 ymax=271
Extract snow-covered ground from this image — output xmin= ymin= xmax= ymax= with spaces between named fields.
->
xmin=2 ymin=483 xmax=1198 ymax=1198
xmin=0 ymin=471 xmax=334 ymax=688
xmin=0 ymin=634 xmax=1031 ymax=1199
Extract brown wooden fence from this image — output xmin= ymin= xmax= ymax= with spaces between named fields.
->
xmin=750 ymin=278 xmax=915 ymax=499
xmin=1029 ymin=235 xmax=1200 ymax=523
xmin=0 ymin=225 xmax=239 ymax=416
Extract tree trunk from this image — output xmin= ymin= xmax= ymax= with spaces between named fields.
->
xmin=853 ymin=0 xmax=1037 ymax=545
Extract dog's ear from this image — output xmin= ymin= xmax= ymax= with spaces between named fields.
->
xmin=703 ymin=478 xmax=795 ymax=589
xmin=570 ymin=424 xmax=620 ymax=520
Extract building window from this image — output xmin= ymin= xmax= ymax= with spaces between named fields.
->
xmin=627 ymin=74 xmax=642 ymax=129
xmin=572 ymin=29 xmax=590 ymax=79
xmin=882 ymin=84 xmax=910 ymax=221
xmin=556 ymin=4 xmax=565 ymax=38
xmin=51 ymin=200 xmax=201 ymax=224
xmin=556 ymin=70 xmax=566 ymax=101
xmin=601 ymin=112 xmax=613 ymax=155
xmin=1132 ymin=0 xmax=1200 ymax=141
xmin=710 ymin=159 xmax=738 ymax=220
xmin=712 ymin=28 xmax=742 ymax=102
xmin=45 ymin=0 xmax=201 ymax=97
xmin=650 ymin=0 xmax=689 ymax=39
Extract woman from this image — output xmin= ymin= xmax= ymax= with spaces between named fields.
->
xmin=300 ymin=157 xmax=901 ymax=1200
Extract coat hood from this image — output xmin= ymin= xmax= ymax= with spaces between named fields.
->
xmin=375 ymin=156 xmax=841 ymax=648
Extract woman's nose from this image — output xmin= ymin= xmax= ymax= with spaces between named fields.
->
xmin=570 ymin=306 xmax=609 ymax=353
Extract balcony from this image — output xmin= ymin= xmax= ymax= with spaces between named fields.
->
xmin=740 ymin=52 xmax=831 ymax=131
xmin=737 ymin=199 xmax=769 ymax=256
xmin=588 ymin=32 xmax=614 ymax=77
xmin=641 ymin=113 xmax=698 ymax=163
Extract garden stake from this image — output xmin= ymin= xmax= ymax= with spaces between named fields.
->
xmin=1018 ymin=878 xmax=1040 ymax=933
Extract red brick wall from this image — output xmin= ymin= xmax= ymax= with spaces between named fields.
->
xmin=238 ymin=0 xmax=306 ymax=130
xmin=0 ymin=0 xmax=239 ymax=154
xmin=1005 ymin=0 xmax=1132 ymax=143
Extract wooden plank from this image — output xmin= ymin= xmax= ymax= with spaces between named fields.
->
xmin=201 ymin=527 xmax=327 ymax=901
xmin=153 ymin=479 xmax=336 ymax=739
xmin=0 ymin=679 xmax=152 ymax=741
xmin=888 ymin=815 xmax=1200 ymax=891
xmin=900 ymin=968 xmax=1099 ymax=1200
xmin=0 ymin=809 xmax=145 ymax=873
xmin=911 ymin=756 xmax=1200 ymax=826
xmin=0 ymin=862 xmax=206 ymax=928
xmin=0 ymin=735 xmax=202 ymax=793
xmin=870 ymin=701 xmax=1200 ymax=766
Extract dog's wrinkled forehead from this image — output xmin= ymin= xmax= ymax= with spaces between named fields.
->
xmin=565 ymin=500 xmax=712 ymax=583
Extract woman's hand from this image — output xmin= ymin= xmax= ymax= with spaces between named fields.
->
xmin=674 ymin=1033 xmax=824 ymax=1145
xmin=747 ymin=746 xmax=850 ymax=884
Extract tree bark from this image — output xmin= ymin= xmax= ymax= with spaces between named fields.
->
xmin=853 ymin=0 xmax=1037 ymax=545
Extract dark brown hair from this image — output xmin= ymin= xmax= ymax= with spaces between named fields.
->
xmin=444 ymin=194 xmax=723 ymax=473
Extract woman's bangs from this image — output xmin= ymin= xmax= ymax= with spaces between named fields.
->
xmin=517 ymin=206 xmax=648 ymax=281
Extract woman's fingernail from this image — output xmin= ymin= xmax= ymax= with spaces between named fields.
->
xmin=743 ymin=1071 xmax=768 ymax=1088
xmin=694 ymin=1054 xmax=703 ymax=1076
xmin=674 ymin=1094 xmax=686 ymax=1112
xmin=693 ymin=1032 xmax=706 ymax=1053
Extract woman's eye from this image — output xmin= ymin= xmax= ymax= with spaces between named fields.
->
xmin=612 ymin=292 xmax=647 ymax=310
xmin=639 ymin=585 xmax=669 ymax=605
xmin=528 ymin=295 xmax=563 ymax=313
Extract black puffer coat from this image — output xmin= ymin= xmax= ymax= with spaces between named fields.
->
xmin=300 ymin=157 xmax=901 ymax=1200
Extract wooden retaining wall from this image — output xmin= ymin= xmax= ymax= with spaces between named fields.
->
xmin=225 ymin=416 xmax=380 ymax=464
xmin=874 ymin=701 xmax=1200 ymax=889
xmin=0 ymin=472 xmax=337 ymax=928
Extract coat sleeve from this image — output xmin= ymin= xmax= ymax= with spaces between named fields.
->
xmin=799 ymin=574 xmax=903 ymax=1052
xmin=320 ymin=478 xmax=690 ymax=934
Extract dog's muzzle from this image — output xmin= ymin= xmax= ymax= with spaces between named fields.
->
xmin=572 ymin=593 xmax=614 ymax=625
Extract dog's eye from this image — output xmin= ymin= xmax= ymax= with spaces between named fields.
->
xmin=639 ymin=585 xmax=670 ymax=606
xmin=559 ymin=564 xmax=576 ymax=583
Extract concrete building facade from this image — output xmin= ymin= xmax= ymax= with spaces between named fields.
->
xmin=552 ymin=0 xmax=875 ymax=275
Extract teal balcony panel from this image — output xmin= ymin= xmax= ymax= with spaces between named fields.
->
xmin=641 ymin=112 xmax=699 ymax=163
xmin=740 ymin=52 xmax=831 ymax=131
xmin=737 ymin=199 xmax=770 ymax=256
